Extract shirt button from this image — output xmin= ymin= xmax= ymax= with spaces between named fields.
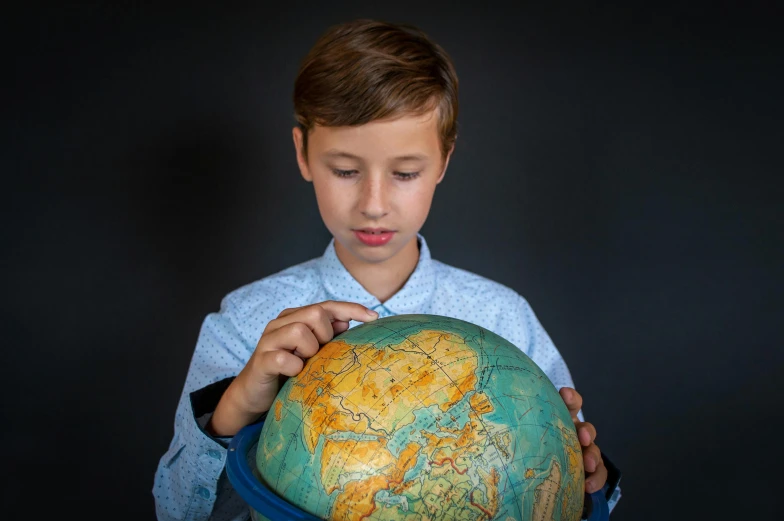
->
xmin=208 ymin=449 xmax=221 ymax=460
xmin=196 ymin=487 xmax=210 ymax=499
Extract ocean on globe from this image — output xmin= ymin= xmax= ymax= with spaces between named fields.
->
xmin=254 ymin=314 xmax=584 ymax=521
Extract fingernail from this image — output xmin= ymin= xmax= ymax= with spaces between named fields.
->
xmin=367 ymin=309 xmax=378 ymax=317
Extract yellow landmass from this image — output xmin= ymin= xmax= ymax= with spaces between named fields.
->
xmin=320 ymin=437 xmax=393 ymax=495
xmin=532 ymin=460 xmax=561 ymax=521
xmin=329 ymin=441 xmax=420 ymax=519
xmin=287 ymin=330 xmax=478 ymax=453
xmin=469 ymin=390 xmax=494 ymax=414
xmin=472 ymin=466 xmax=501 ymax=518
xmin=332 ymin=475 xmax=389 ymax=519
xmin=557 ymin=420 xmax=585 ymax=521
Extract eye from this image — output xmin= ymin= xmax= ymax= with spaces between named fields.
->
xmin=332 ymin=168 xmax=357 ymax=178
xmin=394 ymin=171 xmax=420 ymax=180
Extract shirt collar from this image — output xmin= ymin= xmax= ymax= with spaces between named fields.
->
xmin=317 ymin=233 xmax=436 ymax=316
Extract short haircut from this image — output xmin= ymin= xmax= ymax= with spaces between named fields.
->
xmin=294 ymin=19 xmax=459 ymax=161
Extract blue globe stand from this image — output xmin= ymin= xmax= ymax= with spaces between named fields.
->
xmin=227 ymin=421 xmax=613 ymax=521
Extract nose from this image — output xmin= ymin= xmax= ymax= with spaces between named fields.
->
xmin=358 ymin=174 xmax=390 ymax=220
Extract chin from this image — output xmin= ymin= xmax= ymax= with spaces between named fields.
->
xmin=354 ymin=246 xmax=397 ymax=264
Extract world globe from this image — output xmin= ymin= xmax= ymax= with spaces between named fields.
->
xmin=254 ymin=314 xmax=584 ymax=520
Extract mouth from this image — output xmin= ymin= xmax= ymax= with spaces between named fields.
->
xmin=354 ymin=228 xmax=394 ymax=234
xmin=353 ymin=228 xmax=396 ymax=246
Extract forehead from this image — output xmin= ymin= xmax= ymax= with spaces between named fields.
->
xmin=309 ymin=110 xmax=440 ymax=159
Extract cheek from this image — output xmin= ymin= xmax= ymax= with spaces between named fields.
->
xmin=313 ymin=181 xmax=350 ymax=218
xmin=405 ymin=187 xmax=437 ymax=221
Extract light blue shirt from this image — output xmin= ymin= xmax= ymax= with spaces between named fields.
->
xmin=153 ymin=234 xmax=614 ymax=520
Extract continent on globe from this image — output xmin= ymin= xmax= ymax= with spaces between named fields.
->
xmin=256 ymin=314 xmax=584 ymax=521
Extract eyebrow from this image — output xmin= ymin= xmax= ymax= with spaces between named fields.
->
xmin=323 ymin=149 xmax=428 ymax=162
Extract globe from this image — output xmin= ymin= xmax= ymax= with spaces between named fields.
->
xmin=254 ymin=314 xmax=584 ymax=520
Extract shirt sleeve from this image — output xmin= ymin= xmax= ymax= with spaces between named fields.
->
xmin=153 ymin=299 xmax=258 ymax=521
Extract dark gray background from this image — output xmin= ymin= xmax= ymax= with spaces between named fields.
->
xmin=3 ymin=3 xmax=781 ymax=520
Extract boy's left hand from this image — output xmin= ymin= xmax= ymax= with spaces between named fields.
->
xmin=559 ymin=387 xmax=608 ymax=494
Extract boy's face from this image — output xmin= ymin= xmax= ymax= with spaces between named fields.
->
xmin=293 ymin=109 xmax=451 ymax=269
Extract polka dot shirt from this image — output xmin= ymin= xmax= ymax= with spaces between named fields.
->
xmin=153 ymin=234 xmax=580 ymax=520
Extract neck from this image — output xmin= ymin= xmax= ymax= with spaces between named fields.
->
xmin=335 ymin=236 xmax=420 ymax=303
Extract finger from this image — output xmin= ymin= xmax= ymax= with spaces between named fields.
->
xmin=255 ymin=349 xmax=306 ymax=379
xmin=332 ymin=320 xmax=350 ymax=335
xmin=267 ymin=301 xmax=378 ymax=343
xmin=585 ymin=459 xmax=608 ymax=494
xmin=259 ymin=322 xmax=320 ymax=358
xmin=576 ymin=422 xmax=597 ymax=446
xmin=276 ymin=305 xmax=303 ymax=319
xmin=264 ymin=305 xmax=333 ymax=342
xmin=317 ymin=300 xmax=379 ymax=326
xmin=582 ymin=442 xmax=602 ymax=473
xmin=277 ymin=305 xmax=351 ymax=336
xmin=559 ymin=387 xmax=583 ymax=420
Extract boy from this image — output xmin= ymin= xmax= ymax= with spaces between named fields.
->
xmin=153 ymin=18 xmax=617 ymax=520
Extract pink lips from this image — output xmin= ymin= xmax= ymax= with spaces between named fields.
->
xmin=354 ymin=228 xmax=395 ymax=246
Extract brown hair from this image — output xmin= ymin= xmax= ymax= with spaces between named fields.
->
xmin=293 ymin=19 xmax=459 ymax=161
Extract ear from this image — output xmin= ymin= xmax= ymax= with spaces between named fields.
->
xmin=436 ymin=144 xmax=455 ymax=184
xmin=292 ymin=126 xmax=312 ymax=182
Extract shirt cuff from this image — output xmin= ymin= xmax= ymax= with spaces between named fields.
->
xmin=190 ymin=376 xmax=236 ymax=448
xmin=602 ymin=451 xmax=623 ymax=514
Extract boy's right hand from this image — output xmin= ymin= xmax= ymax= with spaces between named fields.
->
xmin=206 ymin=301 xmax=379 ymax=437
